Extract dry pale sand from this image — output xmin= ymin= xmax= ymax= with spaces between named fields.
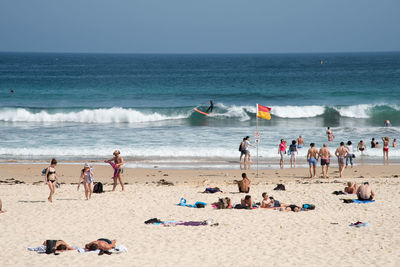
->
xmin=0 ymin=164 xmax=400 ymax=267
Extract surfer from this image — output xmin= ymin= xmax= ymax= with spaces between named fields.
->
xmin=206 ymin=100 xmax=214 ymax=113
xmin=10 ymin=89 xmax=14 ymax=94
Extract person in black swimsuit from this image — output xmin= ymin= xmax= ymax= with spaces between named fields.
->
xmin=45 ymin=158 xmax=59 ymax=203
xmin=206 ymin=100 xmax=214 ymax=113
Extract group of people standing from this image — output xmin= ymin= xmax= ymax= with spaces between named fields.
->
xmin=44 ymin=150 xmax=125 ymax=202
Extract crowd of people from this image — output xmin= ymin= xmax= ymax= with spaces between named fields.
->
xmin=239 ymin=125 xmax=397 ymax=177
xmin=43 ymin=150 xmax=125 ymax=203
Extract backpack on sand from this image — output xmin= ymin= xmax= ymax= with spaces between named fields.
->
xmin=93 ymin=182 xmax=104 ymax=193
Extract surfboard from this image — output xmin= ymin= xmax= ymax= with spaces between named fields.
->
xmin=193 ymin=108 xmax=210 ymax=116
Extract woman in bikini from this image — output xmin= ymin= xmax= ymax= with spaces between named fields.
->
xmin=382 ymin=137 xmax=391 ymax=161
xmin=44 ymin=158 xmax=58 ymax=203
xmin=77 ymin=163 xmax=94 ymax=200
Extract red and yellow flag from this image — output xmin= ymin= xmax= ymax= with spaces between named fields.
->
xmin=257 ymin=104 xmax=271 ymax=120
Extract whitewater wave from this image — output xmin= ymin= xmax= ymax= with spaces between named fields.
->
xmin=0 ymin=107 xmax=189 ymax=123
xmin=0 ymin=103 xmax=399 ymax=123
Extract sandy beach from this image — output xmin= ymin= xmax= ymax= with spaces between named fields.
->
xmin=0 ymin=163 xmax=399 ymax=266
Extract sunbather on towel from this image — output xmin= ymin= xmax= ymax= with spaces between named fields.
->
xmin=85 ymin=238 xmax=117 ymax=251
xmin=241 ymin=195 xmax=254 ymax=208
xmin=280 ymin=204 xmax=301 ymax=212
xmin=41 ymin=240 xmax=74 ymax=252
xmin=344 ymin=182 xmax=358 ymax=194
xmin=357 ymin=182 xmax=375 ymax=201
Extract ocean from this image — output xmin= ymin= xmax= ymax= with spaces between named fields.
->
xmin=1 ymin=52 xmax=399 ymax=168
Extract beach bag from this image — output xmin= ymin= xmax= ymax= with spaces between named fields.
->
xmin=238 ymin=143 xmax=243 ymax=152
xmin=45 ymin=240 xmax=58 ymax=254
xmin=41 ymin=168 xmax=48 ymax=176
xmin=273 ymin=184 xmax=286 ymax=191
xmin=93 ymin=182 xmax=103 ymax=193
xmin=302 ymin=204 xmax=315 ymax=210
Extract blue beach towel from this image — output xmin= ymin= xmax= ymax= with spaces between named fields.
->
xmin=177 ymin=198 xmax=207 ymax=208
xmin=349 ymin=221 xmax=370 ymax=227
xmin=352 ymin=199 xmax=375 ymax=204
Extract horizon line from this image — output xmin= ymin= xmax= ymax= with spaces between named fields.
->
xmin=0 ymin=50 xmax=399 ymax=55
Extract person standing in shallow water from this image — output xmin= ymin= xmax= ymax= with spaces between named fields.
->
xmin=107 ymin=150 xmax=125 ymax=191
xmin=326 ymin=127 xmax=334 ymax=142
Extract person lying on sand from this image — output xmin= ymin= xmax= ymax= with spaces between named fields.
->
xmin=42 ymin=240 xmax=74 ymax=252
xmin=0 ymin=199 xmax=6 ymax=213
xmin=279 ymin=204 xmax=302 ymax=212
xmin=357 ymin=182 xmax=375 ymax=201
xmin=238 ymin=173 xmax=250 ymax=193
xmin=85 ymin=238 xmax=117 ymax=251
xmin=344 ymin=182 xmax=358 ymax=194
xmin=241 ymin=195 xmax=254 ymax=208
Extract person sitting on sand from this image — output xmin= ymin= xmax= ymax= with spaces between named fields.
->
xmin=42 ymin=240 xmax=74 ymax=252
xmin=344 ymin=182 xmax=358 ymax=194
xmin=77 ymin=163 xmax=94 ymax=200
xmin=44 ymin=158 xmax=59 ymax=203
xmin=85 ymin=238 xmax=117 ymax=251
xmin=356 ymin=182 xmax=375 ymax=201
xmin=0 ymin=199 xmax=6 ymax=213
xmin=241 ymin=195 xmax=254 ymax=208
xmin=238 ymin=173 xmax=250 ymax=193
xmin=261 ymin=192 xmax=272 ymax=208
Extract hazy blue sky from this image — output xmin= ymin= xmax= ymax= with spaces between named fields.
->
xmin=1 ymin=0 xmax=399 ymax=53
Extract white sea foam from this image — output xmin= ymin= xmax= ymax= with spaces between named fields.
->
xmin=270 ymin=105 xmax=325 ymax=118
xmin=0 ymin=107 xmax=189 ymax=123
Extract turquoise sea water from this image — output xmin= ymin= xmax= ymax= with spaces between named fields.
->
xmin=0 ymin=52 xmax=399 ymax=167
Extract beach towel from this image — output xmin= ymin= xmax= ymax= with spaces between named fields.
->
xmin=177 ymin=198 xmax=207 ymax=208
xmin=332 ymin=191 xmax=347 ymax=195
xmin=204 ymin=187 xmax=222 ymax=193
xmin=76 ymin=245 xmax=128 ymax=253
xmin=349 ymin=221 xmax=370 ymax=227
xmin=104 ymin=160 xmax=119 ymax=178
xmin=144 ymin=218 xmax=217 ymax=226
xmin=28 ymin=245 xmax=127 ymax=254
xmin=352 ymin=199 xmax=375 ymax=204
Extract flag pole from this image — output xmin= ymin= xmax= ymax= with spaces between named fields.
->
xmin=256 ymin=104 xmax=259 ymax=178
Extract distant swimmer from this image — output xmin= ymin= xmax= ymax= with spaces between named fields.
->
xmin=10 ymin=89 xmax=14 ymax=94
xmin=326 ymin=127 xmax=334 ymax=142
xmin=206 ymin=100 xmax=214 ymax=113
xmin=384 ymin=120 xmax=391 ymax=127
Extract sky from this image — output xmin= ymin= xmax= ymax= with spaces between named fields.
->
xmin=0 ymin=0 xmax=399 ymax=53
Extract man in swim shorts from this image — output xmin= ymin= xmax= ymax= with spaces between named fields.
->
xmin=318 ymin=144 xmax=331 ymax=178
xmin=297 ymin=135 xmax=305 ymax=148
xmin=307 ymin=143 xmax=319 ymax=178
xmin=356 ymin=182 xmax=375 ymax=201
xmin=335 ymin=142 xmax=349 ymax=178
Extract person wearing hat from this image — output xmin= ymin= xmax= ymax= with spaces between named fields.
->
xmin=77 ymin=163 xmax=95 ymax=200
xmin=107 ymin=150 xmax=125 ymax=191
